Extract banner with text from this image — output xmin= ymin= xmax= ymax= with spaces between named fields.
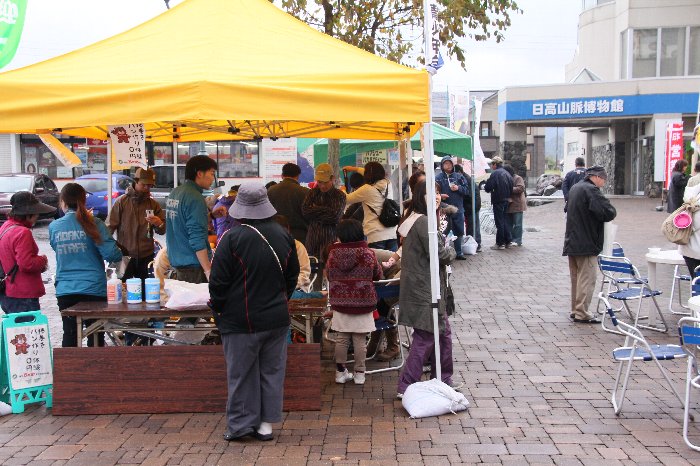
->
xmin=0 ymin=0 xmax=28 ymax=69
xmin=262 ymin=138 xmax=297 ymax=182
xmin=665 ymin=121 xmax=684 ymax=189
xmin=108 ymin=124 xmax=147 ymax=169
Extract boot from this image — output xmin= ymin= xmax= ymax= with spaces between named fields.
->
xmin=375 ymin=327 xmax=399 ymax=362
xmin=366 ymin=331 xmax=381 ymax=358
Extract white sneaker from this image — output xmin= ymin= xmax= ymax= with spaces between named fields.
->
xmin=335 ymin=369 xmax=353 ymax=384
xmin=396 ymin=392 xmax=403 ymax=399
xmin=354 ymin=372 xmax=365 ymax=385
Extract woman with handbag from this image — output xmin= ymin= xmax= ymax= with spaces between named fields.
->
xmin=343 ymin=162 xmax=398 ymax=251
xmin=49 ymin=183 xmax=122 ymax=347
xmin=209 ymin=183 xmax=300 ymax=442
xmin=679 ymin=162 xmax=700 ymax=276
xmin=0 ymin=192 xmax=55 ymax=314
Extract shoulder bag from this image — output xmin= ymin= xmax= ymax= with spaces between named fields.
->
xmin=367 ymin=185 xmax=401 ymax=227
xmin=661 ymin=198 xmax=700 ymax=245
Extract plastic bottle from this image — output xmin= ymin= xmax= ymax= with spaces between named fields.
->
xmin=126 ymin=278 xmax=142 ymax=304
xmin=144 ymin=277 xmax=161 ymax=303
xmin=107 ymin=269 xmax=123 ymax=305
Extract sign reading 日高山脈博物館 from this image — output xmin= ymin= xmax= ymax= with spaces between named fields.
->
xmin=498 ymin=92 xmax=700 ymax=122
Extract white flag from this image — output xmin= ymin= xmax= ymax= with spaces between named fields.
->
xmin=108 ymin=124 xmax=147 ymax=169
xmin=472 ymin=99 xmax=488 ymax=177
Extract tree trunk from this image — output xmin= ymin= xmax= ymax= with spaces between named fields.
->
xmin=327 ymin=138 xmax=340 ymax=187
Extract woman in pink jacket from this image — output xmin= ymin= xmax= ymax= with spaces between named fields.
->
xmin=0 ymin=192 xmax=55 ymax=314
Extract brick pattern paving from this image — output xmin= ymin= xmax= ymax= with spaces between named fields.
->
xmin=1 ymin=197 xmax=700 ymax=464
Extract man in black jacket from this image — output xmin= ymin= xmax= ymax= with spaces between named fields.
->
xmin=484 ymin=156 xmax=514 ymax=250
xmin=209 ymin=183 xmax=300 ymax=442
xmin=562 ymin=157 xmax=587 ymax=212
xmin=563 ymin=166 xmax=617 ymax=323
xmin=267 ymin=163 xmax=310 ymax=243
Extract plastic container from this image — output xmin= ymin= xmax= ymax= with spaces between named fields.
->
xmin=107 ymin=270 xmax=123 ymax=304
xmin=144 ymin=278 xmax=161 ymax=303
xmin=126 ymin=278 xmax=142 ymax=304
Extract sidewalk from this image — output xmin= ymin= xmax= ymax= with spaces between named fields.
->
xmin=2 ymin=197 xmax=700 ymax=465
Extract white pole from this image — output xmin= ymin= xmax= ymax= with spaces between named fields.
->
xmin=107 ymin=141 xmax=113 ymax=216
xmin=172 ymin=141 xmax=178 ymax=188
xmin=422 ymin=0 xmax=442 ymax=382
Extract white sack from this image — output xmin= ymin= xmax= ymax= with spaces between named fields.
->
xmin=402 ymin=379 xmax=469 ymax=418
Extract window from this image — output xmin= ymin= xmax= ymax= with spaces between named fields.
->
xmin=660 ymin=28 xmax=685 ymax=76
xmin=218 ymin=141 xmax=259 ymax=178
xmin=620 ymin=30 xmax=628 ymax=79
xmin=45 ymin=178 xmax=58 ymax=192
xmin=691 ymin=27 xmax=700 ymax=75
xmin=632 ymin=29 xmax=657 ymax=78
xmin=567 ymin=142 xmax=579 ymax=156
xmin=152 ymin=143 xmax=173 ymax=165
xmin=480 ymin=121 xmax=492 ymax=137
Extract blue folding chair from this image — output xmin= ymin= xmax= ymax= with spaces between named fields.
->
xmin=598 ymin=255 xmax=667 ymax=333
xmin=679 ymin=316 xmax=700 ymax=451
xmin=596 ymin=243 xmax=646 ymax=316
xmin=598 ymin=294 xmax=686 ymax=416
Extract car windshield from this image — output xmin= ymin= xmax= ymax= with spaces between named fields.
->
xmin=0 ymin=177 xmax=32 ymax=193
xmin=77 ymin=179 xmax=108 ymax=193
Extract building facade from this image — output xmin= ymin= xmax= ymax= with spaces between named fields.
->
xmin=498 ymin=0 xmax=700 ymax=195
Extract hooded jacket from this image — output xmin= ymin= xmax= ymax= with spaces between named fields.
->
xmin=563 ymin=178 xmax=617 ymax=256
xmin=435 ymin=156 xmax=468 ymax=212
xmin=0 ymin=219 xmax=48 ymax=299
xmin=326 ymin=241 xmax=382 ymax=314
xmin=484 ymin=165 xmax=514 ymax=204
xmin=107 ymin=185 xmax=165 ymax=259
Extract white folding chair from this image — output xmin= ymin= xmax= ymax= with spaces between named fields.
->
xmin=669 ymin=265 xmax=693 ymax=315
xmin=598 ymin=294 xmax=686 ymax=416
xmin=679 ymin=316 xmax=700 ymax=451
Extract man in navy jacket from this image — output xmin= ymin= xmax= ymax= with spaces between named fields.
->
xmin=484 ymin=156 xmax=514 ymax=250
xmin=435 ymin=156 xmax=468 ymax=260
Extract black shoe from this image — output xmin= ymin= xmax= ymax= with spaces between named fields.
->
xmin=223 ymin=429 xmax=254 ymax=441
xmin=455 ymin=255 xmax=467 ymax=260
xmin=569 ymin=313 xmax=575 ymax=319
xmin=573 ymin=318 xmax=601 ymax=324
xmin=249 ymin=431 xmax=274 ymax=441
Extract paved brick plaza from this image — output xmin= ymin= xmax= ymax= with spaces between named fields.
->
xmin=2 ymin=197 xmax=700 ymax=465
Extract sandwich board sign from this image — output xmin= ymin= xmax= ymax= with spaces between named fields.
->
xmin=0 ymin=311 xmax=53 ymax=413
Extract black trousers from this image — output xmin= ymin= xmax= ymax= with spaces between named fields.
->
xmin=683 ymin=256 xmax=700 ymax=278
xmin=58 ymin=294 xmax=107 ymax=347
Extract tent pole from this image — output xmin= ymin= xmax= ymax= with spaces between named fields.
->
xmin=422 ymin=0 xmax=442 ymax=382
xmin=107 ymin=140 xmax=113 ymax=217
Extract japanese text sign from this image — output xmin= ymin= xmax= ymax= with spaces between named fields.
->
xmin=108 ymin=124 xmax=147 ymax=169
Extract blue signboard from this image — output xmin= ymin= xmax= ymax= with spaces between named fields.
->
xmin=499 ymin=93 xmax=699 ymax=122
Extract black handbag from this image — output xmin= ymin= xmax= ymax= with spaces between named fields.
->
xmin=368 ymin=186 xmax=401 ymax=227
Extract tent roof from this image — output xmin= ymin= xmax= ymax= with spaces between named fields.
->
xmin=0 ymin=0 xmax=429 ymax=142
xmin=313 ymin=123 xmax=473 ymax=161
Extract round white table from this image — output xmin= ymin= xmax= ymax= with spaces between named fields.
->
xmin=687 ymin=295 xmax=700 ymax=317
xmin=645 ymin=249 xmax=685 ymax=290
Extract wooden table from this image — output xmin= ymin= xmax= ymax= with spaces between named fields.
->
xmin=53 ymin=298 xmax=327 ymax=415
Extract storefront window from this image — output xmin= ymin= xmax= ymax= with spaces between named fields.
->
xmin=691 ymin=27 xmax=700 ymax=76
xmin=660 ymin=28 xmax=685 ymax=77
xmin=218 ymin=141 xmax=259 ymax=178
xmin=620 ymin=30 xmax=628 ymax=79
xmin=152 ymin=143 xmax=173 ymax=165
xmin=632 ymin=29 xmax=657 ymax=78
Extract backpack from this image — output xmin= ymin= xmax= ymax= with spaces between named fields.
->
xmin=0 ymin=225 xmax=20 ymax=295
xmin=367 ymin=186 xmax=401 ymax=227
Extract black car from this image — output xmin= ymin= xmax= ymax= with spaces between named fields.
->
xmin=0 ymin=173 xmax=61 ymax=222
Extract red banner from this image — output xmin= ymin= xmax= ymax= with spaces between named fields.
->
xmin=665 ymin=122 xmax=684 ymax=190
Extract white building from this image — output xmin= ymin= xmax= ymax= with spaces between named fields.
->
xmin=498 ymin=0 xmax=700 ymax=195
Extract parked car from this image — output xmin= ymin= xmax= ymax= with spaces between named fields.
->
xmin=75 ymin=174 xmax=134 ymax=219
xmin=0 ymin=173 xmax=61 ymax=222
xmin=150 ymin=164 xmax=224 ymax=209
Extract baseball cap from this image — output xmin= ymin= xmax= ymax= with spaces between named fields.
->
xmin=315 ymin=163 xmax=332 ymax=182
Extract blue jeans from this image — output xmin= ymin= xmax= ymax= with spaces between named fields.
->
xmin=509 ymin=212 xmax=523 ymax=245
xmin=445 ymin=210 xmax=465 ymax=257
xmin=368 ymin=239 xmax=398 ymax=252
xmin=0 ymin=296 xmax=40 ymax=314
xmin=492 ymin=201 xmax=512 ymax=246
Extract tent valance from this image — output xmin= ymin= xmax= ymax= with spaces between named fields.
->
xmin=0 ymin=0 xmax=429 ymax=142
xmin=312 ymin=123 xmax=473 ymax=166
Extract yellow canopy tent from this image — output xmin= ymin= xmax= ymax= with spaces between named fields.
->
xmin=0 ymin=0 xmax=429 ymax=142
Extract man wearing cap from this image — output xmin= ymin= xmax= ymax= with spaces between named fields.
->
xmin=267 ymin=163 xmax=310 ymax=243
xmin=209 ymin=182 xmax=299 ymax=442
xmin=0 ymin=192 xmax=55 ymax=314
xmin=108 ymin=167 xmax=166 ymax=283
xmin=302 ymin=163 xmax=346 ymax=262
xmin=484 ymin=156 xmax=514 ymax=250
xmin=563 ymin=165 xmax=617 ymax=324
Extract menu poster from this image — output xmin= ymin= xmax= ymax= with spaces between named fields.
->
xmin=262 ymin=138 xmax=297 ymax=182
xmin=108 ymin=124 xmax=147 ymax=169
xmin=358 ymin=149 xmax=388 ymax=165
xmin=5 ymin=324 xmax=53 ymax=390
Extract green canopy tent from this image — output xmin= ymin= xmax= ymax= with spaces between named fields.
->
xmin=311 ymin=123 xmax=472 ymax=168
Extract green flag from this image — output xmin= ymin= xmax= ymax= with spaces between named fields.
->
xmin=0 ymin=0 xmax=27 ymax=69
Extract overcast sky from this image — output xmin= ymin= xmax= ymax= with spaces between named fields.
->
xmin=6 ymin=0 xmax=581 ymax=91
